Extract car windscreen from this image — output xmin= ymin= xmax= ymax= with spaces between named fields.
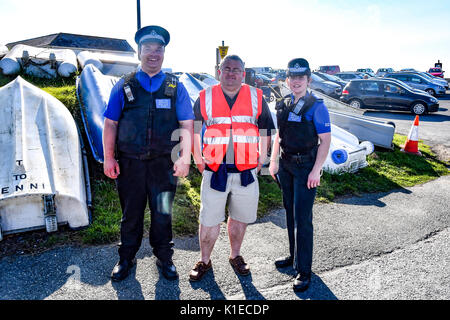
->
xmin=311 ymin=74 xmax=324 ymax=82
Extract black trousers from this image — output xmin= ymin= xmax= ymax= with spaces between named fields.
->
xmin=115 ymin=155 xmax=177 ymax=262
xmin=278 ymin=158 xmax=316 ymax=275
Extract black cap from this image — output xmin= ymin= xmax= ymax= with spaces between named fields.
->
xmin=287 ymin=58 xmax=311 ymax=77
xmin=135 ymin=25 xmax=170 ymax=46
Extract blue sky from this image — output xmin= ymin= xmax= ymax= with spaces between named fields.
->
xmin=1 ymin=0 xmax=449 ymax=75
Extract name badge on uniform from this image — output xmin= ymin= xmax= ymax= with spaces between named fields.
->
xmin=287 ymin=112 xmax=302 ymax=122
xmin=156 ymin=99 xmax=171 ymax=109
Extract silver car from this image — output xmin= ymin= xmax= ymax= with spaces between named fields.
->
xmin=376 ymin=68 xmax=394 ymax=77
xmin=384 ymin=72 xmax=446 ymax=96
xmin=310 ymin=73 xmax=342 ymax=98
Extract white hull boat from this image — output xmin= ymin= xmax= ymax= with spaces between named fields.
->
xmin=0 ymin=77 xmax=91 ymax=240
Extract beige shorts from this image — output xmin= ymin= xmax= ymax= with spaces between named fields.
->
xmin=199 ymin=169 xmax=259 ymax=227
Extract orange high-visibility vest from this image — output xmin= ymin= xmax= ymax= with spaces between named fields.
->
xmin=199 ymin=84 xmax=262 ymax=172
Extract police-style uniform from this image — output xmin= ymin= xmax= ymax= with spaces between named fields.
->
xmin=275 ymin=58 xmax=330 ymax=286
xmin=104 ymin=26 xmax=194 ymax=279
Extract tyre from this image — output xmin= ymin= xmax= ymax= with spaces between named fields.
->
xmin=349 ymin=99 xmax=362 ymax=109
xmin=426 ymin=88 xmax=435 ymax=96
xmin=411 ymin=102 xmax=427 ymax=115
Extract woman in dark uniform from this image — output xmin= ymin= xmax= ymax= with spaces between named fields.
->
xmin=269 ymin=58 xmax=331 ymax=292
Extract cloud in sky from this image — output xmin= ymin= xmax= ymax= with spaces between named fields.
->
xmin=1 ymin=0 xmax=449 ymax=74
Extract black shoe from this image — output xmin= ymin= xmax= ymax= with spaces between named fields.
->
xmin=111 ymin=258 xmax=136 ymax=282
xmin=156 ymin=259 xmax=179 ymax=280
xmin=275 ymin=256 xmax=293 ymax=268
xmin=293 ymin=273 xmax=311 ymax=292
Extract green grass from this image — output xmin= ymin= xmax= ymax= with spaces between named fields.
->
xmin=1 ymin=73 xmax=448 ymax=247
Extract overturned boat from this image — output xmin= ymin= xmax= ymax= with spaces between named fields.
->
xmin=76 ymin=64 xmax=120 ymax=162
xmin=0 ymin=77 xmax=91 ymax=240
xmin=77 ymin=50 xmax=139 ymax=77
xmin=0 ymin=44 xmax=77 ymax=78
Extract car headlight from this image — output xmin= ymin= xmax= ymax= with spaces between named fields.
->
xmin=438 ymin=86 xmax=444 ymax=90
xmin=430 ymin=98 xmax=438 ymax=103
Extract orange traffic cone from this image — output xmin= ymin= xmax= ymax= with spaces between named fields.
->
xmin=401 ymin=115 xmax=422 ymax=156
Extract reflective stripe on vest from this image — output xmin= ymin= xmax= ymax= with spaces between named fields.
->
xmin=200 ymin=84 xmax=262 ymax=172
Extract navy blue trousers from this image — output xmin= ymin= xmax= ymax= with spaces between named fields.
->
xmin=278 ymin=158 xmax=316 ymax=275
xmin=115 ymin=155 xmax=177 ymax=262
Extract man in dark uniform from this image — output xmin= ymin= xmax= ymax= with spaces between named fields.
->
xmin=269 ymin=58 xmax=331 ymax=292
xmin=103 ymin=25 xmax=194 ymax=281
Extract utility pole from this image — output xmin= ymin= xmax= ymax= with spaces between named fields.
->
xmin=137 ymin=0 xmax=141 ymax=30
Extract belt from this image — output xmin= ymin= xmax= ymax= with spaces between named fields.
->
xmin=280 ymin=151 xmax=315 ymax=164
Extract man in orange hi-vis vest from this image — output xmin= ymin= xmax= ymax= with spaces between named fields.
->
xmin=190 ymin=55 xmax=275 ymax=281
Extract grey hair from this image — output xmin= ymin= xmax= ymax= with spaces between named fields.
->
xmin=220 ymin=55 xmax=245 ymax=70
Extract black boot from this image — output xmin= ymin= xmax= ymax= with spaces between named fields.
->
xmin=156 ymin=259 xmax=179 ymax=280
xmin=111 ymin=258 xmax=136 ymax=282
xmin=293 ymin=273 xmax=311 ymax=292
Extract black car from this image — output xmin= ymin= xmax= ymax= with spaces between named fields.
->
xmin=313 ymin=71 xmax=348 ymax=88
xmin=340 ymin=79 xmax=439 ymax=115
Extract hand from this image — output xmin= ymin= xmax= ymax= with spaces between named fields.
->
xmin=269 ymin=161 xmax=278 ymax=181
xmin=104 ymin=158 xmax=120 ymax=179
xmin=307 ymin=168 xmax=322 ymax=189
xmin=196 ymin=161 xmax=206 ymax=174
xmin=173 ymin=158 xmax=190 ymax=177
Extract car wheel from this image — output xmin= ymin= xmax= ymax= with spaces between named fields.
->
xmin=426 ymin=89 xmax=435 ymax=96
xmin=411 ymin=102 xmax=426 ymax=115
xmin=349 ymin=99 xmax=362 ymax=109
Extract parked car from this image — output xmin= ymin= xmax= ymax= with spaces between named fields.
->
xmin=428 ymin=67 xmax=445 ymax=78
xmin=356 ymin=68 xmax=375 ymax=77
xmin=384 ymin=72 xmax=446 ymax=96
xmin=275 ymin=70 xmax=287 ymax=81
xmin=340 ymin=79 xmax=439 ymax=115
xmin=313 ymin=71 xmax=348 ymax=88
xmin=310 ymin=73 xmax=342 ymax=98
xmin=261 ymin=73 xmax=277 ymax=84
xmin=402 ymin=71 xmax=449 ymax=90
xmin=400 ymin=68 xmax=418 ymax=72
xmin=335 ymin=72 xmax=365 ymax=81
xmin=376 ymin=68 xmax=394 ymax=77
xmin=318 ymin=65 xmax=341 ymax=75
xmin=255 ymin=73 xmax=271 ymax=86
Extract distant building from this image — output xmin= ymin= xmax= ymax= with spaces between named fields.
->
xmin=6 ymin=33 xmax=136 ymax=56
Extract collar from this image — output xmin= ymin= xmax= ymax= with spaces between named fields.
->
xmin=136 ymin=66 xmax=165 ymax=80
xmin=290 ymin=90 xmax=310 ymax=104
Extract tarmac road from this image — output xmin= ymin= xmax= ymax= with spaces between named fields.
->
xmin=1 ymin=175 xmax=448 ymax=300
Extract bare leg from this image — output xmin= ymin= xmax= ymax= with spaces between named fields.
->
xmin=227 ymin=217 xmax=247 ymax=259
xmin=199 ymin=223 xmax=220 ymax=264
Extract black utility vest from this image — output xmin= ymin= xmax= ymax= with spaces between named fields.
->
xmin=117 ymin=72 xmax=179 ymax=157
xmin=276 ymin=94 xmax=320 ymax=155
